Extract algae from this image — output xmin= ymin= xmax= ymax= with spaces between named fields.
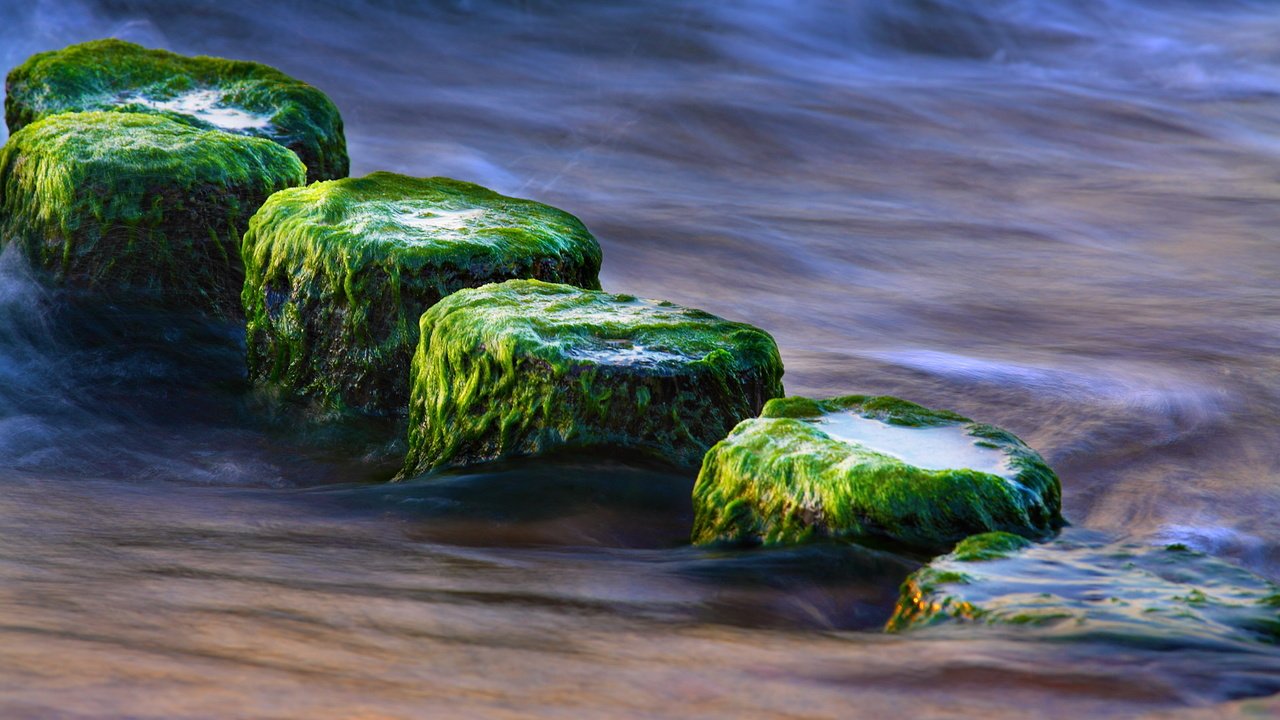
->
xmin=887 ymin=531 xmax=1280 ymax=648
xmin=401 ymin=279 xmax=784 ymax=475
xmin=6 ymin=39 xmax=347 ymax=182
xmin=242 ymin=174 xmax=604 ymax=415
xmin=690 ymin=394 xmax=1062 ymax=549
xmin=0 ymin=111 xmax=305 ymax=314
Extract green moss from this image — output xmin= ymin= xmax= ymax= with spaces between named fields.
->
xmin=763 ymin=394 xmax=971 ymax=427
xmin=401 ymin=279 xmax=784 ymax=474
xmin=242 ymin=174 xmax=604 ymax=415
xmin=6 ymin=39 xmax=347 ymax=182
xmin=0 ymin=111 xmax=305 ymax=314
xmin=690 ymin=395 xmax=1062 ymax=549
xmin=886 ymin=532 xmax=1280 ymax=646
xmin=950 ymin=531 xmax=1033 ymax=562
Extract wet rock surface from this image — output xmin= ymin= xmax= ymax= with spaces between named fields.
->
xmin=402 ymin=279 xmax=784 ymax=474
xmin=692 ymin=395 xmax=1062 ymax=549
xmin=0 ymin=111 xmax=305 ymax=314
xmin=242 ymin=173 xmax=603 ymax=415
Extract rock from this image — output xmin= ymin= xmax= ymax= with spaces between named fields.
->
xmin=0 ymin=111 xmax=306 ymax=314
xmin=690 ymin=395 xmax=1062 ymax=549
xmin=401 ymin=279 xmax=784 ymax=474
xmin=242 ymin=174 xmax=604 ymax=415
xmin=887 ymin=531 xmax=1280 ymax=648
xmin=5 ymin=39 xmax=348 ymax=182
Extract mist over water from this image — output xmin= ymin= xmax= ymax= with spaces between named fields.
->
xmin=3 ymin=0 xmax=1280 ymax=717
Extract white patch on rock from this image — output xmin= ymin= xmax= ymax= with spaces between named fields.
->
xmin=119 ymin=89 xmax=273 ymax=131
xmin=395 ymin=207 xmax=487 ymax=233
xmin=814 ymin=412 xmax=1012 ymax=477
xmin=565 ymin=339 xmax=692 ymax=366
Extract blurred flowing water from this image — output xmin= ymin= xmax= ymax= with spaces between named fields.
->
xmin=2 ymin=0 xmax=1280 ymax=717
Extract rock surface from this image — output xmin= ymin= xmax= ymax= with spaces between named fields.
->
xmin=5 ymin=39 xmax=348 ymax=182
xmin=691 ymin=395 xmax=1062 ymax=549
xmin=402 ymin=279 xmax=784 ymax=474
xmin=242 ymin=174 xmax=603 ymax=415
xmin=0 ymin=111 xmax=305 ymax=314
xmin=887 ymin=530 xmax=1280 ymax=649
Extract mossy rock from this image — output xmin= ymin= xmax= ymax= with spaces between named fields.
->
xmin=242 ymin=174 xmax=604 ymax=415
xmin=6 ymin=39 xmax=347 ymax=182
xmin=690 ymin=395 xmax=1063 ymax=549
xmin=402 ymin=279 xmax=784 ymax=475
xmin=887 ymin=531 xmax=1280 ymax=648
xmin=0 ymin=111 xmax=306 ymax=314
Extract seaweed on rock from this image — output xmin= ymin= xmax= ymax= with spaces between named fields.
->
xmin=6 ymin=39 xmax=348 ymax=182
xmin=887 ymin=532 xmax=1280 ymax=648
xmin=0 ymin=111 xmax=306 ymax=314
xmin=691 ymin=394 xmax=1063 ymax=550
xmin=241 ymin=173 xmax=604 ymax=415
xmin=401 ymin=279 xmax=784 ymax=475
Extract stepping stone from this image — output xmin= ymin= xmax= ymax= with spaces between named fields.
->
xmin=691 ymin=395 xmax=1063 ymax=549
xmin=242 ymin=174 xmax=604 ymax=415
xmin=887 ymin=530 xmax=1280 ymax=649
xmin=0 ymin=111 xmax=306 ymax=314
xmin=401 ymin=279 xmax=784 ymax=474
xmin=6 ymin=39 xmax=348 ymax=182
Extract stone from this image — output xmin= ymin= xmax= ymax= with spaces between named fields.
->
xmin=5 ymin=39 xmax=348 ymax=182
xmin=887 ymin=530 xmax=1280 ymax=649
xmin=401 ymin=279 xmax=784 ymax=474
xmin=0 ymin=111 xmax=305 ymax=314
xmin=241 ymin=173 xmax=604 ymax=415
xmin=690 ymin=395 xmax=1063 ymax=549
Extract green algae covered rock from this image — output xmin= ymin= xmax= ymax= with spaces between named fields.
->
xmin=242 ymin=174 xmax=604 ymax=415
xmin=691 ymin=395 xmax=1062 ymax=549
xmin=886 ymin=531 xmax=1280 ymax=648
xmin=402 ymin=279 xmax=784 ymax=475
xmin=0 ymin=111 xmax=306 ymax=314
xmin=6 ymin=39 xmax=347 ymax=182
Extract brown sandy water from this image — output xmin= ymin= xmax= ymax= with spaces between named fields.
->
xmin=2 ymin=1 xmax=1280 ymax=717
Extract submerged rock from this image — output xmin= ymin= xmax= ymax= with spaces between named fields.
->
xmin=690 ymin=395 xmax=1062 ymax=549
xmin=5 ymin=39 xmax=348 ymax=182
xmin=887 ymin=531 xmax=1280 ymax=648
xmin=402 ymin=279 xmax=784 ymax=475
xmin=0 ymin=111 xmax=305 ymax=314
xmin=242 ymin=174 xmax=603 ymax=415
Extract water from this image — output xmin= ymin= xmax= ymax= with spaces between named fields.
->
xmin=813 ymin=412 xmax=1013 ymax=476
xmin=2 ymin=0 xmax=1280 ymax=716
xmin=119 ymin=88 xmax=275 ymax=131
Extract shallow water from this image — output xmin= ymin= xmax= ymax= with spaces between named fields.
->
xmin=813 ymin=412 xmax=1012 ymax=476
xmin=2 ymin=0 xmax=1280 ymax=717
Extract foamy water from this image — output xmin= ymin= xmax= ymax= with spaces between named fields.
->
xmin=119 ymin=88 xmax=273 ymax=131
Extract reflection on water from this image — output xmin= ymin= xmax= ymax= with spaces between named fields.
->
xmin=2 ymin=0 xmax=1280 ymax=717
xmin=813 ymin=412 xmax=1012 ymax=476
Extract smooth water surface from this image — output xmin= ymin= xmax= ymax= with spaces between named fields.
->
xmin=814 ymin=412 xmax=1011 ymax=476
xmin=2 ymin=1 xmax=1280 ymax=717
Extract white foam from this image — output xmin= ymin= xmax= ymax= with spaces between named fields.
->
xmin=812 ymin=412 xmax=1012 ymax=477
xmin=396 ymin=208 xmax=487 ymax=233
xmin=565 ymin=340 xmax=690 ymax=366
xmin=119 ymin=89 xmax=273 ymax=131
